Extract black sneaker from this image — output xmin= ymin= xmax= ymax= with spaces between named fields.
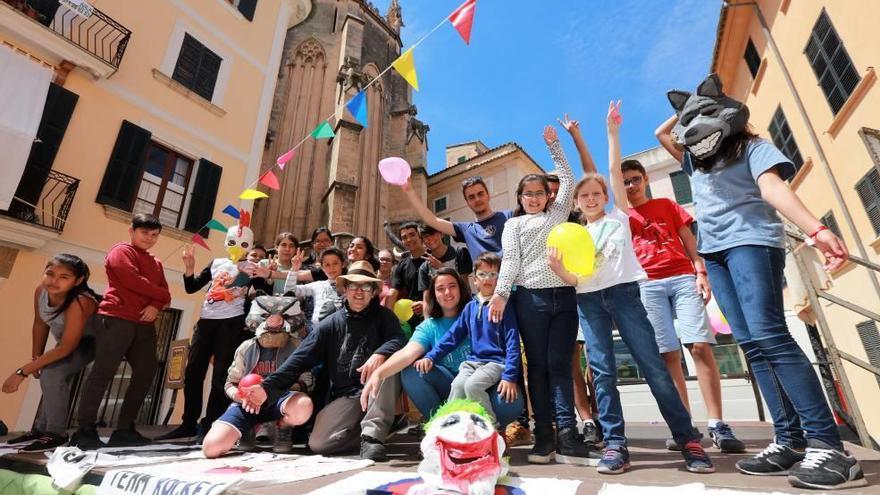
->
xmin=107 ymin=427 xmax=151 ymax=448
xmin=155 ymin=423 xmax=198 ymax=442
xmin=237 ymin=428 xmax=256 ymax=452
xmin=708 ymin=422 xmax=746 ymax=453
xmin=272 ymin=427 xmax=293 ymax=454
xmin=582 ymin=421 xmax=603 ymax=446
xmin=19 ymin=432 xmax=68 ymax=453
xmin=681 ymin=439 xmax=715 ymax=473
xmin=6 ymin=430 xmax=44 ymax=445
xmin=70 ymin=428 xmax=105 ymax=450
xmin=736 ymin=443 xmax=805 ymax=476
xmin=787 ymin=441 xmax=867 ymax=490
xmin=556 ymin=427 xmax=602 ymax=466
xmin=360 ymin=435 xmax=387 ymax=462
xmin=255 ymin=423 xmax=273 ymax=448
xmin=527 ymin=426 xmax=556 ymax=464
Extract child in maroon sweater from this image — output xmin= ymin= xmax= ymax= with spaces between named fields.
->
xmin=71 ymin=214 xmax=171 ymax=450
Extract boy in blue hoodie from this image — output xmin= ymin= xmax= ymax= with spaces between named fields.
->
xmin=414 ymin=252 xmax=520 ymax=425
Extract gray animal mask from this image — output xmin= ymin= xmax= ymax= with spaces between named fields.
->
xmin=667 ymin=74 xmax=750 ymax=160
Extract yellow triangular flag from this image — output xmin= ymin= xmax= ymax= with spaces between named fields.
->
xmin=239 ymin=189 xmax=268 ymax=200
xmin=391 ymin=47 xmax=419 ymax=91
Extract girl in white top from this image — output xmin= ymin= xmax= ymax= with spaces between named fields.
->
xmin=486 ymin=126 xmax=595 ymax=466
xmin=549 ymin=102 xmax=712 ymax=475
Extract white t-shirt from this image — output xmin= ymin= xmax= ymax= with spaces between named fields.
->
xmin=576 ymin=208 xmax=646 ymax=293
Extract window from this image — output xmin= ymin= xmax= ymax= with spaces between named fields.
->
xmin=228 ymin=0 xmax=257 ymax=21
xmin=97 ymin=121 xmax=223 ymax=234
xmin=433 ymin=196 xmax=448 ymax=213
xmin=132 ymin=143 xmax=194 ymax=228
xmin=457 ymin=156 xmax=467 ymax=164
xmin=670 ymin=170 xmax=693 ymax=204
xmin=744 ymin=38 xmax=762 ymax=78
xmin=820 ymin=210 xmax=842 ymax=238
xmin=855 ymin=168 xmax=880 ymax=235
xmin=855 ymin=321 xmax=880 ymax=388
xmin=804 ymin=9 xmax=861 ymax=115
xmin=172 ymin=34 xmax=222 ymax=101
xmin=768 ymin=106 xmax=804 ymax=171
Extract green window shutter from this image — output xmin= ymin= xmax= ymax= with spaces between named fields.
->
xmin=97 ymin=120 xmax=151 ymax=210
xmin=184 ymin=159 xmax=223 ymax=235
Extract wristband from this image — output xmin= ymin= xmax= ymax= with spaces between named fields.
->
xmin=809 ymin=225 xmax=828 ymax=239
xmin=696 ymin=270 xmax=707 ymax=276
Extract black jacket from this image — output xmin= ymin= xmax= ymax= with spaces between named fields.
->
xmin=261 ymin=298 xmax=405 ymax=401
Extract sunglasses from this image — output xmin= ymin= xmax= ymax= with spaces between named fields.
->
xmin=623 ymin=176 xmax=643 ymax=187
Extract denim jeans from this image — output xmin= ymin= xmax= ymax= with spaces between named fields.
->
xmin=512 ymin=286 xmax=579 ymax=430
xmin=704 ymin=245 xmax=841 ymax=449
xmin=400 ymin=365 xmax=524 ymax=427
xmin=577 ymin=282 xmax=696 ymax=447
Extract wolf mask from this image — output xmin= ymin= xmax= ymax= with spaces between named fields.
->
xmin=667 ymin=73 xmax=750 ymax=160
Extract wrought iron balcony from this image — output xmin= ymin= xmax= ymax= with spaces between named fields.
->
xmin=2 ymin=0 xmax=130 ymax=72
xmin=1 ymin=168 xmax=80 ymax=233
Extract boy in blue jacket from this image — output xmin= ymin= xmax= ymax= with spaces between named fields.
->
xmin=415 ymin=252 xmax=520 ymax=425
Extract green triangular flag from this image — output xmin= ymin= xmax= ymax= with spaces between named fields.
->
xmin=311 ymin=120 xmax=335 ymax=139
xmin=206 ymin=219 xmax=228 ymax=233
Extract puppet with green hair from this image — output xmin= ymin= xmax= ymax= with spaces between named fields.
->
xmin=414 ymin=399 xmax=508 ymax=495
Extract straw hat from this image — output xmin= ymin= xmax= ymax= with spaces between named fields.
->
xmin=336 ymin=260 xmax=382 ymax=288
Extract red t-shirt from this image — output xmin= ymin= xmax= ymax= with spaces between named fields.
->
xmin=628 ymin=198 xmax=695 ymax=280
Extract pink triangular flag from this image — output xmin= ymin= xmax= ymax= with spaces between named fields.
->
xmin=191 ymin=233 xmax=210 ymax=251
xmin=276 ymin=148 xmax=295 ymax=169
xmin=259 ymin=170 xmax=281 ymax=190
xmin=449 ymin=0 xmax=476 ymax=45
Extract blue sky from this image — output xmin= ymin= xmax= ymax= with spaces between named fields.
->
xmin=370 ymin=0 xmax=722 ymax=177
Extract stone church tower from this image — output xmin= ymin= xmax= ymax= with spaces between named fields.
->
xmin=253 ymin=0 xmax=430 ymax=249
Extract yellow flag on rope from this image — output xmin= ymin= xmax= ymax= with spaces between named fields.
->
xmin=391 ymin=47 xmax=419 ymax=91
xmin=239 ymin=189 xmax=268 ymax=200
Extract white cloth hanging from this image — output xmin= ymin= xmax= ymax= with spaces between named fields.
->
xmin=0 ymin=45 xmax=54 ymax=210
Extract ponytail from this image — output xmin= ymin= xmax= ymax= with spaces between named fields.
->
xmin=45 ymin=254 xmax=102 ymax=319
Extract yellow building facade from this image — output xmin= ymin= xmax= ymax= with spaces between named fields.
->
xmin=712 ymin=0 xmax=880 ymax=444
xmin=0 ymin=0 xmax=310 ymax=431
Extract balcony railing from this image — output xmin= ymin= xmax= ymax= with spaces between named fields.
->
xmin=3 ymin=0 xmax=130 ymax=69
xmin=1 ymin=168 xmax=80 ymax=232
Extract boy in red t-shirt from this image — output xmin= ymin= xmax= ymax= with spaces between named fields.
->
xmin=71 ymin=213 xmax=171 ymax=450
xmin=622 ymin=159 xmax=744 ymax=454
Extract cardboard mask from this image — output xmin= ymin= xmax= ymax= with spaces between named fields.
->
xmin=225 ymin=210 xmax=254 ymax=262
xmin=249 ymin=295 xmax=305 ymax=348
xmin=667 ymin=74 xmax=750 ymax=160
xmin=416 ymin=399 xmax=507 ymax=495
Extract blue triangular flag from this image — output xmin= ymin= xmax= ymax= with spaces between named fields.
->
xmin=222 ymin=205 xmax=240 ymax=219
xmin=345 ymin=91 xmax=368 ymax=128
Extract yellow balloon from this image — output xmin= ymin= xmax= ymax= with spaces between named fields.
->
xmin=226 ymin=245 xmax=246 ymax=262
xmin=393 ymin=298 xmax=414 ymax=322
xmin=547 ymin=222 xmax=596 ymax=276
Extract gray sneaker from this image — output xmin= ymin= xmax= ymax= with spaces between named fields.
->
xmin=237 ymin=428 xmax=256 ymax=452
xmin=736 ymin=443 xmax=804 ymax=476
xmin=787 ymin=441 xmax=867 ymax=490
xmin=272 ymin=427 xmax=293 ymax=454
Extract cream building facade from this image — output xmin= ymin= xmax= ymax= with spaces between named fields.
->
xmin=708 ymin=0 xmax=880 ymax=444
xmin=0 ymin=0 xmax=310 ymax=431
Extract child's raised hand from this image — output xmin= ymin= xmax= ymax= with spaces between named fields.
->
xmin=543 ymin=125 xmax=559 ymax=146
xmin=291 ymin=248 xmax=305 ymax=271
xmin=607 ymin=100 xmax=622 ymax=132
xmin=497 ymin=379 xmax=518 ymax=403
xmin=813 ymin=229 xmax=849 ymax=271
xmin=557 ymin=113 xmax=580 ymax=134
xmin=181 ymin=244 xmax=196 ymax=271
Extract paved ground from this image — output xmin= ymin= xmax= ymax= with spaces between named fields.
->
xmin=2 ymin=422 xmax=878 ymax=494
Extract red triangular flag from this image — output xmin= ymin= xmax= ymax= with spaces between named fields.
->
xmin=260 ymin=170 xmax=281 ymax=190
xmin=276 ymin=148 xmax=295 ymax=169
xmin=449 ymin=0 xmax=476 ymax=45
xmin=191 ymin=233 xmax=210 ymax=250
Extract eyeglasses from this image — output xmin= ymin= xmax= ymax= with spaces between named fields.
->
xmin=623 ymin=176 xmax=643 ymax=187
xmin=475 ymin=271 xmax=499 ymax=280
xmin=521 ymin=191 xmax=547 ymax=199
xmin=346 ymin=283 xmax=375 ymax=293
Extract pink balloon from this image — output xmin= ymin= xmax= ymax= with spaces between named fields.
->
xmin=709 ymin=314 xmax=732 ymax=335
xmin=378 ymin=157 xmax=412 ymax=186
